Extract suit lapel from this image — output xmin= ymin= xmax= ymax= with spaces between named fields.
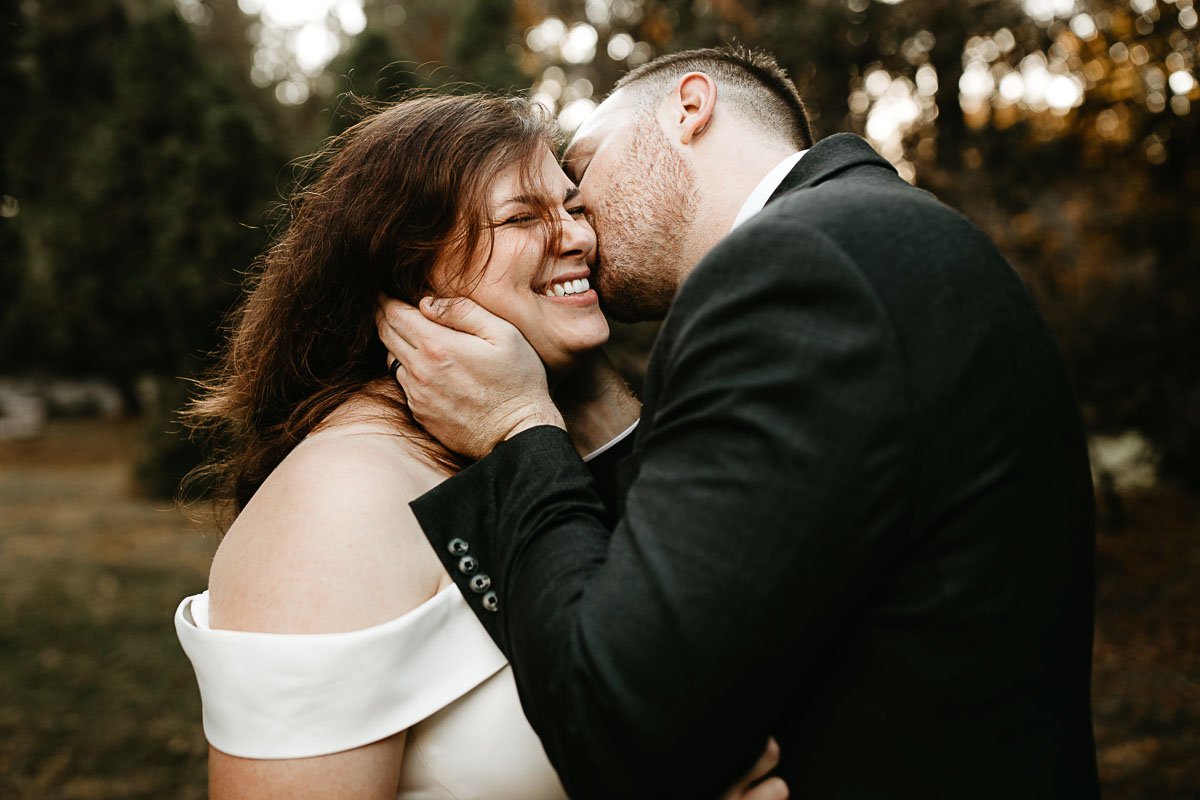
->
xmin=627 ymin=135 xmax=898 ymax=520
xmin=767 ymin=133 xmax=896 ymax=204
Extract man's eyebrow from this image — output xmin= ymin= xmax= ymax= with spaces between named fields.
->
xmin=561 ymin=144 xmax=591 ymax=177
xmin=564 ymin=186 xmax=581 ymax=204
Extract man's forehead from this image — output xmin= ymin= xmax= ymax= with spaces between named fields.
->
xmin=565 ymin=89 xmax=637 ymax=159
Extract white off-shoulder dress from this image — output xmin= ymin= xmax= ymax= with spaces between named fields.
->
xmin=175 ymin=582 xmax=567 ymax=799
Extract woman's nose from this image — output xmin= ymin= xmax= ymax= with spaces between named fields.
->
xmin=558 ymin=211 xmax=597 ymax=261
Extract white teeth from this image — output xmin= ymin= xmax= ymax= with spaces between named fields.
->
xmin=543 ymin=277 xmax=591 ymax=297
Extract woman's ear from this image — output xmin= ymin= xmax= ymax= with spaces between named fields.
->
xmin=673 ymin=72 xmax=717 ymax=146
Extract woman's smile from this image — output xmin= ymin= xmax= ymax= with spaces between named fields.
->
xmin=455 ymin=145 xmax=609 ymax=377
xmin=538 ymin=272 xmax=597 ymax=305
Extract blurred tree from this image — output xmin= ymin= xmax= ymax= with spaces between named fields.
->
xmin=3 ymin=0 xmax=288 ymax=496
xmin=290 ymin=0 xmax=532 ymax=138
xmin=319 ymin=27 xmax=426 ymax=134
xmin=3 ymin=0 xmax=282 ymax=395
xmin=0 ymin=1 xmax=27 ymax=321
xmin=452 ymin=0 xmax=529 ymax=90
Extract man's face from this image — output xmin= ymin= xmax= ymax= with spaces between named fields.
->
xmin=563 ymin=90 xmax=699 ymax=323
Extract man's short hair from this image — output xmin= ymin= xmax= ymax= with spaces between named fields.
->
xmin=611 ymin=45 xmax=814 ymax=150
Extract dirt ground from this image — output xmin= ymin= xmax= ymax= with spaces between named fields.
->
xmin=0 ymin=419 xmax=1196 ymax=798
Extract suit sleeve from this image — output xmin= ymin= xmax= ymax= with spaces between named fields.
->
xmin=411 ymin=221 xmax=910 ymax=798
xmin=583 ymin=421 xmax=636 ymax=521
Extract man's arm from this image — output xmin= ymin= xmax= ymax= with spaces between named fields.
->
xmin=403 ymin=222 xmax=911 ymax=798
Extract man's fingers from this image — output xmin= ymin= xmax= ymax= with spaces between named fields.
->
xmin=745 ymin=738 xmax=780 ymax=784
xmin=420 ymin=296 xmax=513 ymax=342
xmin=742 ymin=777 xmax=788 ymax=800
xmin=378 ymin=296 xmax=447 ymax=349
xmin=376 ymin=301 xmax=422 ymax=356
xmin=721 ymin=738 xmax=784 ymax=800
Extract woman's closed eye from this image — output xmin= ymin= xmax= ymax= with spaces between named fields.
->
xmin=499 ymin=213 xmax=538 ymax=226
xmin=498 ymin=205 xmax=586 ymax=227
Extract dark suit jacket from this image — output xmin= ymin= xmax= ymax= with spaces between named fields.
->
xmin=411 ymin=134 xmax=1099 ymax=799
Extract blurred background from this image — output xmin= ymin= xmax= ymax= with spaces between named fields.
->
xmin=1 ymin=0 xmax=1197 ymax=796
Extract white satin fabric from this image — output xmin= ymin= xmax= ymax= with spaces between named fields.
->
xmin=175 ymin=584 xmax=567 ymax=799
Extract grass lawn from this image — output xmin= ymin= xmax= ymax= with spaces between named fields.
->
xmin=0 ymin=420 xmax=214 ymax=798
xmin=0 ymin=418 xmax=1196 ymax=798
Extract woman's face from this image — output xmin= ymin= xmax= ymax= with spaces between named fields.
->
xmin=446 ymin=145 xmax=609 ymax=378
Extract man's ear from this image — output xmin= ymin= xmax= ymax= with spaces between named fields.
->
xmin=672 ymin=72 xmax=717 ymax=146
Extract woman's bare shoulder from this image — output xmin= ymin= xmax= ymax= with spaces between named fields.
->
xmin=207 ymin=416 xmax=453 ymax=635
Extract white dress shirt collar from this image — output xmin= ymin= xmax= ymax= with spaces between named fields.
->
xmin=729 ymin=150 xmax=808 ymax=232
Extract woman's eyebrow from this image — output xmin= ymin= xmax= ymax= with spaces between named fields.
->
xmin=497 ymin=194 xmax=539 ymax=208
xmin=498 ymin=187 xmax=580 ymax=208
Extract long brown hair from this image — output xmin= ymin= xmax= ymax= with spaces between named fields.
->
xmin=184 ymin=92 xmax=560 ymax=516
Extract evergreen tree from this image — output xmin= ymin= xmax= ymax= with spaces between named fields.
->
xmin=3 ymin=0 xmax=282 ymax=388
xmin=0 ymin=1 xmax=27 ymax=327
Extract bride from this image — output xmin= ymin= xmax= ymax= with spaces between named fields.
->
xmin=173 ymin=93 xmax=785 ymax=798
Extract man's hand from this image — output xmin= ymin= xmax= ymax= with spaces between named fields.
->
xmin=376 ymin=296 xmax=564 ymax=460
xmin=720 ymin=738 xmax=788 ymax=800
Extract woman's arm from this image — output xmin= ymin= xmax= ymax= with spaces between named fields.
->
xmin=205 ymin=427 xmax=448 ymax=797
xmin=209 ymin=735 xmax=406 ymax=800
xmin=552 ymin=349 xmax=641 ymax=458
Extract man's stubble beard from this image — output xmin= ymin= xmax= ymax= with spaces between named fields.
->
xmin=593 ymin=115 xmax=700 ymax=323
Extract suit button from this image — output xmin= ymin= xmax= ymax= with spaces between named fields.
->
xmin=469 ymin=574 xmax=491 ymax=593
xmin=447 ymin=538 xmax=469 ymax=556
xmin=458 ymin=555 xmax=479 ymax=575
xmin=481 ymin=591 xmax=499 ymax=612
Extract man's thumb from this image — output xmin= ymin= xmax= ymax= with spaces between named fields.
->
xmin=420 ymin=296 xmax=496 ymax=337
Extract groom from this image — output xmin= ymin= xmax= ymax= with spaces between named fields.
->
xmin=378 ymin=47 xmax=1099 ymax=798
